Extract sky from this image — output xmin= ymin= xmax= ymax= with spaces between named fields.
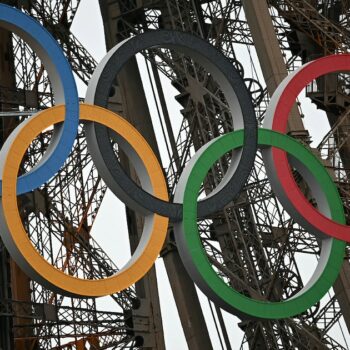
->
xmin=69 ymin=1 xmax=350 ymax=349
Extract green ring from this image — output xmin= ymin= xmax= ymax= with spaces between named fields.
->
xmin=176 ymin=128 xmax=346 ymax=319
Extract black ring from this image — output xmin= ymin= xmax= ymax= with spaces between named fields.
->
xmin=84 ymin=30 xmax=257 ymax=222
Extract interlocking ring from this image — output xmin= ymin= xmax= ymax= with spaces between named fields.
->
xmin=173 ymin=129 xmax=345 ymax=319
xmin=263 ymin=54 xmax=350 ymax=242
xmin=0 ymin=104 xmax=169 ymax=297
xmin=0 ymin=4 xmax=79 ymax=195
xmin=84 ymin=30 xmax=257 ymax=221
xmin=0 ymin=5 xmax=348 ymax=320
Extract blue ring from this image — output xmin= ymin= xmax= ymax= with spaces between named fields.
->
xmin=0 ymin=4 xmax=79 ymax=195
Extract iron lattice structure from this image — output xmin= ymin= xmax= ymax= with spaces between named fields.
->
xmin=0 ymin=0 xmax=350 ymax=349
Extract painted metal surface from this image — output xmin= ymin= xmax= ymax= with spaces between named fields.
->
xmin=0 ymin=104 xmax=168 ymax=297
xmin=264 ymin=54 xmax=350 ymax=242
xmin=0 ymin=4 xmax=79 ymax=195
xmin=174 ymin=129 xmax=345 ymax=319
xmin=85 ymin=30 xmax=257 ymax=221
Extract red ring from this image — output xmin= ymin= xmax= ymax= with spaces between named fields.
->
xmin=266 ymin=54 xmax=350 ymax=242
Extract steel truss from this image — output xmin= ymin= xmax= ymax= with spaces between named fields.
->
xmin=106 ymin=0 xmax=350 ymax=348
xmin=0 ymin=0 xmax=350 ymax=349
xmin=0 ymin=1 xmax=143 ymax=349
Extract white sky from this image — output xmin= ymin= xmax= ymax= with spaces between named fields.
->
xmin=70 ymin=0 xmax=350 ymax=349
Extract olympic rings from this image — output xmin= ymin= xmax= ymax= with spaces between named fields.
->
xmin=0 ymin=4 xmax=79 ymax=196
xmin=84 ymin=30 xmax=257 ymax=221
xmin=173 ymin=129 xmax=346 ymax=319
xmin=0 ymin=104 xmax=168 ymax=297
xmin=0 ymin=8 xmax=349 ymax=320
xmin=263 ymin=54 xmax=350 ymax=242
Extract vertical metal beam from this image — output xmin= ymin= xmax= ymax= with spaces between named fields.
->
xmin=98 ymin=2 xmax=214 ymax=349
xmin=0 ymin=28 xmax=17 ymax=142
xmin=161 ymin=229 xmax=213 ymax=350
xmin=0 ymin=27 xmax=31 ymax=350
xmin=119 ymin=59 xmax=166 ymax=350
xmin=98 ymin=8 xmax=166 ymax=348
xmin=241 ymin=0 xmax=305 ymax=132
xmin=0 ymin=244 xmax=12 ymax=350
xmin=243 ymin=0 xmax=350 ymax=337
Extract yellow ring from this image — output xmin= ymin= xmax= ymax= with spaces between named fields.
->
xmin=1 ymin=104 xmax=169 ymax=297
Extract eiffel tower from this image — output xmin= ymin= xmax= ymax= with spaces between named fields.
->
xmin=1 ymin=1 xmax=350 ymax=349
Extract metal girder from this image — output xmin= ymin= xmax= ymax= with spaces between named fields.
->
xmin=0 ymin=1 xmax=148 ymax=349
xmin=1 ymin=0 xmax=350 ymax=349
xmin=269 ymin=2 xmax=350 ymax=337
xmin=270 ymin=0 xmax=350 ymax=54
xmin=108 ymin=0 xmax=350 ymax=348
xmin=16 ymin=0 xmax=97 ymax=84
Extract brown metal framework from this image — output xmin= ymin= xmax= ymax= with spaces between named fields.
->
xmin=0 ymin=0 xmax=350 ymax=349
